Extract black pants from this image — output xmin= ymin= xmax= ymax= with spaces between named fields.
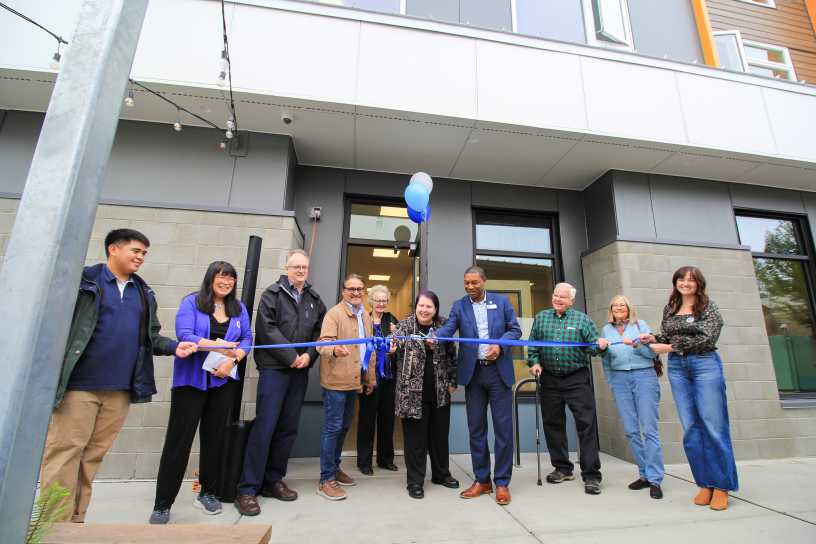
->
xmin=402 ymin=402 xmax=451 ymax=488
xmin=356 ymin=378 xmax=396 ymax=469
xmin=539 ymin=367 xmax=602 ymax=482
xmin=154 ymin=381 xmax=239 ymax=509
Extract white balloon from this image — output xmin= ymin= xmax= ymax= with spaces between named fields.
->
xmin=409 ymin=171 xmax=433 ymax=194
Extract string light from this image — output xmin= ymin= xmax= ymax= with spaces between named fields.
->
xmin=217 ymin=49 xmax=227 ymax=86
xmin=226 ymin=115 xmax=235 ymax=131
xmin=0 ymin=3 xmax=70 ymax=69
xmin=225 ymin=129 xmax=234 ymax=140
xmin=124 ymin=89 xmax=135 ymax=107
xmin=219 ymin=140 xmax=227 ymax=149
xmin=173 ymin=109 xmax=183 ymax=132
xmin=49 ymin=42 xmax=62 ymax=70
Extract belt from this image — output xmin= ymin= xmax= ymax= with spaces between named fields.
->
xmin=477 ymin=359 xmax=494 ymax=366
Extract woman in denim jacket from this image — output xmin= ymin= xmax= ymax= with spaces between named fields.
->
xmin=601 ymin=295 xmax=664 ymax=499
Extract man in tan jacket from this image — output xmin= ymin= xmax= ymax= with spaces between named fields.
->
xmin=316 ymin=273 xmax=377 ymax=500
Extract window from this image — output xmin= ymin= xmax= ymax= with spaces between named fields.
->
xmin=736 ymin=213 xmax=816 ymax=394
xmin=348 ymin=202 xmax=418 ymax=242
xmin=742 ymin=40 xmax=797 ymax=81
xmin=306 ymin=0 xmax=402 ymax=15
xmin=714 ymin=31 xmax=797 ymax=81
xmin=735 ymin=0 xmax=776 ymax=7
xmin=581 ymin=0 xmax=633 ymax=50
xmin=474 ymin=210 xmax=559 ymax=387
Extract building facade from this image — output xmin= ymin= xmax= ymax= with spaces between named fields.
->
xmin=1 ymin=0 xmax=815 ymax=479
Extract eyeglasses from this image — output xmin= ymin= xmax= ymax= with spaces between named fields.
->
xmin=215 ymin=274 xmax=236 ymax=283
xmin=287 ymin=265 xmax=309 ymax=271
xmin=344 ymin=287 xmax=365 ymax=294
xmin=373 ymin=299 xmax=388 ymax=304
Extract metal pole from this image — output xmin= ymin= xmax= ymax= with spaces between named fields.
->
xmin=0 ymin=1 xmax=147 ymax=540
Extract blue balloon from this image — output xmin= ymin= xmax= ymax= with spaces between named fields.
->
xmin=407 ymin=204 xmax=432 ymax=224
xmin=408 ymin=206 xmax=424 ymax=224
xmin=404 ymin=183 xmax=429 ymax=211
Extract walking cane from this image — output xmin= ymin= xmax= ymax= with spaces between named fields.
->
xmin=533 ymin=374 xmax=542 ymax=486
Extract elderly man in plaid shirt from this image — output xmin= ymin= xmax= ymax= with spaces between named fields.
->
xmin=527 ymin=282 xmax=609 ymax=495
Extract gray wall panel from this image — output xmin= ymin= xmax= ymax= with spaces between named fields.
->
xmin=649 ymin=175 xmax=739 ymax=245
xmin=345 ymin=169 xmax=407 ymax=199
xmin=729 ymin=184 xmax=806 ymax=214
xmin=627 ymin=0 xmax=703 ymax=63
xmin=584 ymin=172 xmax=616 ymax=249
xmin=557 ymin=190 xmax=588 ymax=310
xmin=0 ymin=111 xmax=293 ymax=212
xmin=471 ymin=182 xmax=557 ymax=211
xmin=427 ymin=178 xmax=474 ymax=311
xmin=514 ymin=0 xmax=586 ymax=44
xmin=612 ymin=171 xmax=656 ymax=241
xmin=228 ymin=133 xmax=293 ymax=210
xmin=0 ymin=111 xmax=41 ymax=194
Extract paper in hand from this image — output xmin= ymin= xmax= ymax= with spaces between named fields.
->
xmin=202 ymin=350 xmax=238 ymax=379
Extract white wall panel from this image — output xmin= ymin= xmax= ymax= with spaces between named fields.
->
xmin=582 ymin=58 xmax=686 ymax=144
xmin=762 ymin=88 xmax=816 ymax=163
xmin=356 ymin=23 xmax=477 ymax=118
xmin=676 ymin=73 xmax=777 ymax=157
xmin=229 ymin=5 xmax=360 ymax=104
xmin=475 ymin=41 xmax=587 ymax=131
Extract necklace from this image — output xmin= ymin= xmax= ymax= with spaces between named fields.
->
xmin=214 ymin=302 xmax=224 ymax=309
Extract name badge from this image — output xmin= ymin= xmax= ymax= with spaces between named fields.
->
xmin=686 ymin=316 xmax=695 ymax=323
xmin=236 ymin=322 xmax=240 ymax=329
xmin=567 ymin=326 xmax=576 ymax=330
xmin=487 ymin=304 xmax=498 ymax=310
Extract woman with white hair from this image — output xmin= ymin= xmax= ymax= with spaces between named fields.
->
xmin=356 ymin=284 xmax=398 ymax=475
xmin=601 ymin=295 xmax=664 ymax=499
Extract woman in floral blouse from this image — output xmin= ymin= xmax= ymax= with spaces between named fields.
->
xmin=640 ymin=266 xmax=738 ymax=511
xmin=391 ymin=290 xmax=459 ymax=499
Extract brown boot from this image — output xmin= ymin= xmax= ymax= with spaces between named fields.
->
xmin=459 ymin=481 xmax=493 ymax=499
xmin=336 ymin=468 xmax=356 ymax=486
xmin=710 ymin=489 xmax=729 ymax=511
xmin=694 ymin=487 xmax=713 ymax=506
xmin=317 ymin=480 xmax=347 ymax=501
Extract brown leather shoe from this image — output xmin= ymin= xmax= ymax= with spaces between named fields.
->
xmin=262 ymin=481 xmax=298 ymax=502
xmin=495 ymin=485 xmax=511 ymax=505
xmin=235 ymin=494 xmax=260 ymax=516
xmin=459 ymin=481 xmax=493 ymax=499
xmin=336 ymin=468 xmax=356 ymax=486
xmin=694 ymin=487 xmax=713 ymax=506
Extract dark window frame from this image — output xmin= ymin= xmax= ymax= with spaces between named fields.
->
xmin=735 ymin=209 xmax=816 ymax=398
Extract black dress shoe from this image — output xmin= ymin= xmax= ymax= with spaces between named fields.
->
xmin=431 ymin=476 xmax=460 ymax=489
xmin=359 ymin=466 xmax=374 ymax=476
xmin=407 ymin=485 xmax=424 ymax=499
xmin=649 ymin=484 xmax=663 ymax=499
xmin=377 ymin=462 xmax=398 ymax=471
xmin=628 ymin=478 xmax=650 ymax=490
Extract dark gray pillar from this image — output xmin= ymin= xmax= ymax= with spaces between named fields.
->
xmin=0 ymin=1 xmax=148 ymax=540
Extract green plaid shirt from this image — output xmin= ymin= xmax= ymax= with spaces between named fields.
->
xmin=527 ymin=308 xmax=603 ymax=376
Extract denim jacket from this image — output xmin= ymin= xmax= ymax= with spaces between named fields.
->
xmin=601 ymin=320 xmax=656 ymax=371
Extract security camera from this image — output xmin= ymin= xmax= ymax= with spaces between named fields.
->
xmin=281 ymin=112 xmax=293 ymax=125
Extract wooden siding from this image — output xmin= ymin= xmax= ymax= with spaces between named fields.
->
xmin=708 ymin=0 xmax=816 ymax=83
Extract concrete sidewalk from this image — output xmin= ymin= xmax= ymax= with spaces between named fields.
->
xmin=84 ymin=453 xmax=816 ymax=543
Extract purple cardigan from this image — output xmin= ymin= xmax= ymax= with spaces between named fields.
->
xmin=172 ymin=293 xmax=253 ymax=391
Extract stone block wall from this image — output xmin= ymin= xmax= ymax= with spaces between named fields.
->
xmin=582 ymin=241 xmax=816 ymax=463
xmin=0 ymin=198 xmax=303 ymax=479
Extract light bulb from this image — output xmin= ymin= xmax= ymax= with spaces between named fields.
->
xmin=49 ymin=51 xmax=61 ymax=70
xmin=124 ymin=89 xmax=135 ymax=107
xmin=226 ymin=117 xmax=235 ymax=131
xmin=225 ymin=129 xmax=234 ymax=140
xmin=173 ymin=121 xmax=182 ymax=132
xmin=219 ymin=140 xmax=227 ymax=149
xmin=217 ymin=49 xmax=228 ymax=86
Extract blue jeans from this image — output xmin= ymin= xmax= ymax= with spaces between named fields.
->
xmin=605 ymin=367 xmax=664 ymax=484
xmin=668 ymin=351 xmax=739 ymax=491
xmin=319 ymin=388 xmax=356 ymax=484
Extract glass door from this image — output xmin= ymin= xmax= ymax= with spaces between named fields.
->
xmin=341 ymin=200 xmax=421 ymax=455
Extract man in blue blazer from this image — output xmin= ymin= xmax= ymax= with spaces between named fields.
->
xmin=435 ymin=266 xmax=522 ymax=505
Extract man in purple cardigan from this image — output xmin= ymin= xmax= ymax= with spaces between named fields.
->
xmin=236 ymin=250 xmax=326 ymax=516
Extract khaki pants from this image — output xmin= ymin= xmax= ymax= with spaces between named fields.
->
xmin=39 ymin=390 xmax=129 ymax=522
